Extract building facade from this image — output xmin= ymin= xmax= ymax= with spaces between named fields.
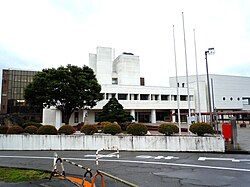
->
xmin=169 ymin=74 xmax=250 ymax=121
xmin=43 ymin=46 xmax=250 ymax=128
xmin=43 ymin=47 xmax=196 ymax=127
xmin=0 ymin=69 xmax=41 ymax=120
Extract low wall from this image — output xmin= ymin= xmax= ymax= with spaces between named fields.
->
xmin=0 ymin=134 xmax=225 ymax=152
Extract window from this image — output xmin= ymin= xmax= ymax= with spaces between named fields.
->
xmin=140 ymin=94 xmax=149 ymax=100
xmin=161 ymin=95 xmax=169 ymax=101
xmin=134 ymin=94 xmax=138 ymax=100
xmin=177 ymin=83 xmax=179 ymax=87
xmin=182 ymin=83 xmax=185 ymax=87
xmin=180 ymin=95 xmax=188 ymax=101
xmin=230 ymin=97 xmax=233 ymax=101
xmin=237 ymin=97 xmax=240 ymax=101
xmin=118 ymin=94 xmax=127 ymax=100
xmin=171 ymin=95 xmax=177 ymax=101
xmin=106 ymin=93 xmax=109 ymax=100
xmin=112 ymin=78 xmax=118 ymax=85
xmin=223 ymin=97 xmax=226 ymax=101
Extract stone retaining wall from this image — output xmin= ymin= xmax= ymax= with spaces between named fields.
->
xmin=0 ymin=134 xmax=225 ymax=152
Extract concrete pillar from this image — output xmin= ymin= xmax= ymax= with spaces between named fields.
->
xmin=55 ymin=110 xmax=62 ymax=129
xmin=82 ymin=110 xmax=88 ymax=123
xmin=130 ymin=109 xmax=135 ymax=122
xmin=131 ymin=94 xmax=134 ymax=100
xmin=151 ymin=109 xmax=156 ymax=123
xmin=171 ymin=109 xmax=176 ymax=123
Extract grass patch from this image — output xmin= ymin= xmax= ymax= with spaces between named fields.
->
xmin=0 ymin=167 xmax=50 ymax=183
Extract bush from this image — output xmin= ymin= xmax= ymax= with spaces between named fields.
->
xmin=80 ymin=125 xmax=98 ymax=135
xmin=23 ymin=121 xmax=42 ymax=129
xmin=24 ymin=125 xmax=38 ymax=134
xmin=7 ymin=125 xmax=24 ymax=134
xmin=73 ymin=122 xmax=84 ymax=131
xmin=158 ymin=123 xmax=179 ymax=136
xmin=0 ymin=126 xmax=9 ymax=134
xmin=100 ymin=121 xmax=113 ymax=127
xmin=58 ymin=125 xmax=76 ymax=135
xmin=37 ymin=125 xmax=57 ymax=135
xmin=190 ymin=122 xmax=214 ymax=136
xmin=126 ymin=123 xmax=148 ymax=136
xmin=103 ymin=123 xmax=122 ymax=135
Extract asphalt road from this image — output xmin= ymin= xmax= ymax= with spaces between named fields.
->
xmin=0 ymin=151 xmax=250 ymax=187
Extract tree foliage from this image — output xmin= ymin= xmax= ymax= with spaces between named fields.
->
xmin=97 ymin=97 xmax=133 ymax=125
xmin=24 ymin=64 xmax=103 ymax=124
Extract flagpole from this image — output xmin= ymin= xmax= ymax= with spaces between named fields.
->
xmin=193 ymin=28 xmax=202 ymax=122
xmin=173 ymin=25 xmax=181 ymax=134
xmin=182 ymin=12 xmax=191 ymax=131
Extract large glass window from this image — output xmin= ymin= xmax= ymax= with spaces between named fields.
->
xmin=118 ymin=94 xmax=128 ymax=100
xmin=140 ymin=94 xmax=149 ymax=100
xmin=161 ymin=95 xmax=169 ymax=101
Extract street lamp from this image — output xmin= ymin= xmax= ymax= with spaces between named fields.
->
xmin=205 ymin=48 xmax=215 ymax=125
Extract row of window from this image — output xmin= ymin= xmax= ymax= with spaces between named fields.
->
xmin=104 ymin=93 xmax=193 ymax=101
xmin=222 ymin=97 xmax=241 ymax=101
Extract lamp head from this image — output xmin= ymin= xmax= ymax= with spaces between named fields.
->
xmin=207 ymin=48 xmax=215 ymax=55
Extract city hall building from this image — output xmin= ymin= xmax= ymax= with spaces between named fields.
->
xmin=42 ymin=46 xmax=250 ymax=128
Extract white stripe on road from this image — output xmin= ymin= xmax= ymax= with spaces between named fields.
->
xmin=136 ymin=155 xmax=179 ymax=160
xmin=85 ymin=154 xmax=117 ymax=158
xmin=0 ymin=155 xmax=250 ymax=172
xmin=198 ymin=157 xmax=250 ymax=162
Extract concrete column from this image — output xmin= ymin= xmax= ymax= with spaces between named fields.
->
xmin=131 ymin=94 xmax=134 ymax=100
xmin=171 ymin=109 xmax=176 ymax=123
xmin=130 ymin=109 xmax=135 ymax=122
xmin=151 ymin=109 xmax=156 ymax=123
xmin=55 ymin=110 xmax=62 ymax=129
xmin=83 ymin=110 xmax=88 ymax=123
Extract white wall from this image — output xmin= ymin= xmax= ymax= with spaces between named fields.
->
xmin=93 ymin=84 xmax=195 ymax=110
xmin=170 ymin=74 xmax=250 ymax=111
xmin=0 ymin=134 xmax=225 ymax=152
xmin=95 ymin=47 xmax=113 ymax=85
xmin=113 ymin=54 xmax=140 ymax=86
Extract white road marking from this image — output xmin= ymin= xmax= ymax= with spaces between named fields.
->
xmin=0 ymin=155 xmax=250 ymax=172
xmin=198 ymin=157 xmax=250 ymax=163
xmin=84 ymin=154 xmax=117 ymax=158
xmin=136 ymin=155 xmax=179 ymax=160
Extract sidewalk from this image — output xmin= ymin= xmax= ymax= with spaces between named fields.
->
xmin=237 ymin=126 xmax=250 ymax=152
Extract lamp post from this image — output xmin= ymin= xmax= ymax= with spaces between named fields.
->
xmin=205 ymin=48 xmax=215 ymax=125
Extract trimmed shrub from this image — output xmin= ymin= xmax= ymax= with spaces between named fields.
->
xmin=158 ymin=123 xmax=179 ymax=136
xmin=24 ymin=125 xmax=38 ymax=134
xmin=7 ymin=125 xmax=24 ymax=134
xmin=37 ymin=125 xmax=57 ymax=135
xmin=100 ymin=121 xmax=113 ymax=127
xmin=103 ymin=123 xmax=122 ymax=135
xmin=80 ymin=125 xmax=98 ymax=135
xmin=0 ymin=125 xmax=9 ymax=134
xmin=58 ymin=125 xmax=76 ymax=135
xmin=73 ymin=122 xmax=84 ymax=131
xmin=23 ymin=121 xmax=42 ymax=129
xmin=126 ymin=123 xmax=148 ymax=136
xmin=190 ymin=122 xmax=214 ymax=136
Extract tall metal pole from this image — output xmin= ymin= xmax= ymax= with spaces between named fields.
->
xmin=205 ymin=51 xmax=212 ymax=125
xmin=173 ymin=25 xmax=181 ymax=134
xmin=193 ymin=29 xmax=202 ymax=122
xmin=182 ymin=12 xmax=191 ymax=129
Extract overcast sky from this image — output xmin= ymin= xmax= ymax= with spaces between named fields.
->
xmin=0 ymin=0 xmax=249 ymax=87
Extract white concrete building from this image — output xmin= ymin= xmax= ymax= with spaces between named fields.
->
xmin=169 ymin=74 xmax=250 ymax=121
xmin=43 ymin=47 xmax=250 ymax=127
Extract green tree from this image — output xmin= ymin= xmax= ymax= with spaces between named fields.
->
xmin=24 ymin=64 xmax=103 ymax=124
xmin=98 ymin=97 xmax=133 ymax=125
